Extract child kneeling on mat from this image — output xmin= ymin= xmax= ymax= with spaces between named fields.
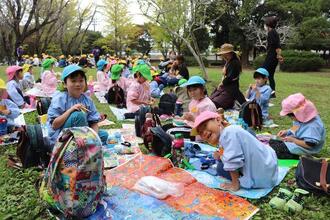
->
xmin=47 ymin=65 xmax=108 ymax=148
xmin=192 ymin=111 xmax=278 ymax=191
xmin=270 ymin=93 xmax=325 ymax=158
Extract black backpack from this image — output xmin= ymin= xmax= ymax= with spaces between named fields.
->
xmin=158 ymin=93 xmax=177 ymax=115
xmin=239 ymin=99 xmax=263 ymax=129
xmin=295 ymin=156 xmax=330 ymax=196
xmin=150 ymin=126 xmax=173 ymax=157
xmin=135 ymin=106 xmax=151 ymax=137
xmin=15 ymin=125 xmax=50 ymax=168
xmin=36 ymin=97 xmax=52 ymax=116
xmin=105 ymin=84 xmax=125 ymax=108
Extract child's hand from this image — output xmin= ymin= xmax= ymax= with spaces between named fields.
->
xmin=282 ymin=136 xmax=296 ymax=143
xmin=277 ymin=130 xmax=287 ymax=137
xmin=183 ymin=112 xmax=194 ymax=121
xmin=220 ymin=182 xmax=240 ymax=191
xmin=69 ymin=103 xmax=86 ymax=113
xmin=213 ymin=151 xmax=221 ymax=160
xmin=0 ymin=109 xmax=10 ymax=115
xmin=250 ymin=84 xmax=257 ymax=90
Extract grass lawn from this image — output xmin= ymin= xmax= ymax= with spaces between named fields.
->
xmin=0 ymin=65 xmax=329 ymax=219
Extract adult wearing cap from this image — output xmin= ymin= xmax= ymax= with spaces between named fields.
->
xmin=6 ymin=65 xmax=30 ymax=108
xmin=263 ymin=16 xmax=283 ymax=98
xmin=269 ymin=93 xmax=325 ymax=158
xmin=210 ymin=43 xmax=246 ymax=110
xmin=94 ymin=59 xmax=110 ymax=92
xmin=47 ymin=65 xmax=108 ymax=148
xmin=41 ymin=58 xmax=57 ymax=96
xmin=246 ymin=67 xmax=272 ymax=123
xmin=126 ymin=64 xmax=153 ymax=113
xmin=0 ymin=79 xmax=20 ymax=131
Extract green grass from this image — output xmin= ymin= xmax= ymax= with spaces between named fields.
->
xmin=0 ymin=65 xmax=329 ymax=219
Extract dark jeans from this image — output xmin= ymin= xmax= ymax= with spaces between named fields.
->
xmin=269 ymin=139 xmax=299 ymax=159
xmin=216 ymin=160 xmax=232 ymax=180
xmin=263 ymin=60 xmax=278 ymax=91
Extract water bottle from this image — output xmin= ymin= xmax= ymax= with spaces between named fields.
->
xmin=0 ymin=117 xmax=8 ymax=135
xmin=174 ymin=101 xmax=183 ymax=116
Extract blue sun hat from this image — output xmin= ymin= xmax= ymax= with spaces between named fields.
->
xmin=255 ymin=68 xmax=269 ymax=77
xmin=180 ymin=76 xmax=206 ymax=87
xmin=61 ymin=65 xmax=86 ymax=81
xmin=96 ymin=59 xmax=108 ymax=71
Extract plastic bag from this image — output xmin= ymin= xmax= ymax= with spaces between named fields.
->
xmin=132 ymin=176 xmax=184 ymax=199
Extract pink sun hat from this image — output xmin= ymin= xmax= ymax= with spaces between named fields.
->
xmin=191 ymin=111 xmax=219 ymax=136
xmin=280 ymin=93 xmax=318 ymax=123
xmin=6 ymin=66 xmax=23 ymax=80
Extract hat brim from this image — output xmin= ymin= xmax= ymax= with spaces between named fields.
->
xmin=180 ymin=81 xmax=203 ymax=88
xmin=141 ymin=73 xmax=152 ymax=81
xmin=111 ymin=74 xmax=120 ymax=80
xmin=218 ymin=50 xmax=234 ymax=55
xmin=280 ymin=109 xmax=290 ymax=116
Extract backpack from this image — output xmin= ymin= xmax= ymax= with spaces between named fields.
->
xmin=36 ymin=97 xmax=52 ymax=115
xmin=135 ymin=105 xmax=151 ymax=137
xmin=158 ymin=93 xmax=177 ymax=115
xmin=239 ymin=99 xmax=263 ymax=129
xmin=104 ymin=84 xmax=125 ymax=108
xmin=295 ymin=156 xmax=330 ymax=196
xmin=15 ymin=125 xmax=50 ymax=168
xmin=150 ymin=126 xmax=173 ymax=157
xmin=142 ymin=111 xmax=161 ymax=150
xmin=40 ymin=127 xmax=105 ymax=218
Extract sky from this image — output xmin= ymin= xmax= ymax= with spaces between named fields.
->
xmin=80 ymin=0 xmax=147 ymax=33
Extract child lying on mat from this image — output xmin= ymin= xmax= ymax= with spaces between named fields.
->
xmin=269 ymin=93 xmax=325 ymax=159
xmin=180 ymin=76 xmax=217 ymax=127
xmin=47 ymin=65 xmax=108 ymax=148
xmin=192 ymin=111 xmax=278 ymax=191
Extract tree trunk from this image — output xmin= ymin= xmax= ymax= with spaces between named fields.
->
xmin=191 ymin=33 xmax=208 ymax=79
xmin=240 ymin=43 xmax=249 ymax=67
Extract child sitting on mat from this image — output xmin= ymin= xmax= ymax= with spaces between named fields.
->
xmin=47 ymin=65 xmax=108 ymax=148
xmin=0 ymin=79 xmax=20 ymax=133
xmin=126 ymin=64 xmax=154 ymax=113
xmin=181 ymin=76 xmax=217 ymax=126
xmin=269 ymin=93 xmax=325 ymax=159
xmin=246 ymin=67 xmax=273 ymax=125
xmin=6 ymin=66 xmax=30 ymax=108
xmin=192 ymin=111 xmax=278 ymax=191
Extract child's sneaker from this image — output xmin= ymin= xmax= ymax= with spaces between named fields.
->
xmin=269 ymin=188 xmax=293 ymax=209
xmin=284 ymin=188 xmax=309 ymax=213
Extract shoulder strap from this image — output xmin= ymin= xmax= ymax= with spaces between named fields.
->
xmin=320 ymin=159 xmax=329 ymax=193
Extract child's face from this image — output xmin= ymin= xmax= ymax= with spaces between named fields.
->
xmin=188 ymin=86 xmax=204 ymax=100
xmin=197 ymin=118 xmax=222 ymax=145
xmin=254 ymin=77 xmax=267 ymax=86
xmin=29 ymin=67 xmax=33 ymax=74
xmin=137 ymin=74 xmax=147 ymax=84
xmin=65 ymin=74 xmax=86 ymax=98
xmin=16 ymin=70 xmax=23 ymax=80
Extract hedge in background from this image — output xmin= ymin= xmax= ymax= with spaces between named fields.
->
xmin=184 ymin=56 xmax=209 ymax=67
xmin=280 ymin=50 xmax=325 ymax=72
xmin=253 ymin=54 xmax=266 ymax=69
xmin=253 ymin=51 xmax=324 ymax=72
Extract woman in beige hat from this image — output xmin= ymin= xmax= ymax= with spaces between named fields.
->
xmin=210 ymin=43 xmax=246 ymax=109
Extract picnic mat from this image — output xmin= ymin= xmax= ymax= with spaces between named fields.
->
xmin=94 ymin=91 xmax=108 ymax=104
xmin=104 ymin=154 xmax=258 ymax=219
xmin=25 ymin=86 xmax=57 ymax=97
xmin=224 ymin=110 xmax=278 ymax=128
xmin=188 ymin=166 xmax=290 ymax=199
xmin=109 ymin=106 xmax=130 ymax=121
xmin=103 ymin=124 xmax=142 ymax=169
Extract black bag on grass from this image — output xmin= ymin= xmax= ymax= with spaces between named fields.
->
xmin=16 ymin=125 xmax=50 ymax=168
xmin=36 ymin=97 xmax=52 ymax=115
xmin=295 ymin=156 xmax=330 ymax=195
xmin=150 ymin=126 xmax=172 ymax=157
xmin=239 ymin=99 xmax=263 ymax=129
xmin=135 ymin=105 xmax=151 ymax=137
xmin=158 ymin=93 xmax=177 ymax=115
xmin=105 ymin=84 xmax=125 ymax=108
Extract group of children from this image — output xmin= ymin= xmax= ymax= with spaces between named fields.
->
xmin=1 ymin=49 xmax=326 ymax=194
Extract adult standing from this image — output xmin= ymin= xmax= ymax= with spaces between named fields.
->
xmin=210 ymin=43 xmax=246 ymax=110
xmin=92 ymin=46 xmax=101 ymax=66
xmin=16 ymin=46 xmax=24 ymax=65
xmin=263 ymin=16 xmax=284 ymax=98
